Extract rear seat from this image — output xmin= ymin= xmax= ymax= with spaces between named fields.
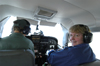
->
xmin=0 ymin=49 xmax=35 ymax=66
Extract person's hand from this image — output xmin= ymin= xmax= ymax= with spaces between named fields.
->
xmin=46 ymin=49 xmax=55 ymax=55
xmin=46 ymin=50 xmax=50 ymax=55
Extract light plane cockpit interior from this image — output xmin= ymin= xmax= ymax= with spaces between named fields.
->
xmin=0 ymin=0 xmax=100 ymax=66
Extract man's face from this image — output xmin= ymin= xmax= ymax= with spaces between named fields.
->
xmin=69 ymin=32 xmax=84 ymax=46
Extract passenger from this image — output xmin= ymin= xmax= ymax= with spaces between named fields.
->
xmin=47 ymin=24 xmax=96 ymax=66
xmin=0 ymin=19 xmax=34 ymax=53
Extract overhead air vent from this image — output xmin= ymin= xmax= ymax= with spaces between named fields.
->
xmin=34 ymin=7 xmax=57 ymax=20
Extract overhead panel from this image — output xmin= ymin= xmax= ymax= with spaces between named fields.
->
xmin=34 ymin=6 xmax=57 ymax=20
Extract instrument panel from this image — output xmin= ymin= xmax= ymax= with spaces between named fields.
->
xmin=26 ymin=35 xmax=58 ymax=53
xmin=26 ymin=35 xmax=58 ymax=65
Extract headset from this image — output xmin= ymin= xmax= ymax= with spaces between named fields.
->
xmin=13 ymin=19 xmax=31 ymax=35
xmin=78 ymin=24 xmax=93 ymax=43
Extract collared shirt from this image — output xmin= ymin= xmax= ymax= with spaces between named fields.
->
xmin=0 ymin=33 xmax=34 ymax=53
xmin=47 ymin=43 xmax=96 ymax=66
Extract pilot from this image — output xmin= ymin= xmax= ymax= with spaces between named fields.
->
xmin=0 ymin=19 xmax=34 ymax=53
xmin=46 ymin=24 xmax=96 ymax=66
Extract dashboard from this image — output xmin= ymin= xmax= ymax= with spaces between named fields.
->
xmin=26 ymin=35 xmax=58 ymax=65
xmin=30 ymin=35 xmax=58 ymax=54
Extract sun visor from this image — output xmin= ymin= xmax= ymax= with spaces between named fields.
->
xmin=17 ymin=17 xmax=38 ymax=25
xmin=17 ymin=17 xmax=57 ymax=26
xmin=40 ymin=20 xmax=57 ymax=26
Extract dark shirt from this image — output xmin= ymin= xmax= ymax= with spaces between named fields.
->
xmin=0 ymin=33 xmax=34 ymax=53
xmin=47 ymin=43 xmax=96 ymax=66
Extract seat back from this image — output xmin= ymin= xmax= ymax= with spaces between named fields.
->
xmin=78 ymin=60 xmax=100 ymax=66
xmin=0 ymin=49 xmax=35 ymax=66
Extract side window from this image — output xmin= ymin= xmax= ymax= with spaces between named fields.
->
xmin=90 ymin=32 xmax=100 ymax=59
xmin=1 ymin=16 xmax=17 ymax=38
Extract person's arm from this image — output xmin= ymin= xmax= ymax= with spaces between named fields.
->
xmin=47 ymin=47 xmax=75 ymax=65
xmin=46 ymin=50 xmax=55 ymax=56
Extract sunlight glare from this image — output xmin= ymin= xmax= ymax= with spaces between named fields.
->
xmin=2 ymin=16 xmax=17 ymax=38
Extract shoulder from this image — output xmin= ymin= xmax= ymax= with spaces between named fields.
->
xmin=70 ymin=44 xmax=91 ymax=55
xmin=73 ymin=43 xmax=89 ymax=49
xmin=25 ymin=38 xmax=34 ymax=46
xmin=64 ymin=44 xmax=90 ymax=52
xmin=26 ymin=37 xmax=33 ymax=43
xmin=0 ymin=36 xmax=9 ymax=41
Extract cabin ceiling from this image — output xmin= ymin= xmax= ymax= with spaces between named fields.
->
xmin=0 ymin=0 xmax=100 ymax=32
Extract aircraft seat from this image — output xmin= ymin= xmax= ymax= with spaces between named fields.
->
xmin=78 ymin=59 xmax=100 ymax=66
xmin=0 ymin=49 xmax=35 ymax=66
